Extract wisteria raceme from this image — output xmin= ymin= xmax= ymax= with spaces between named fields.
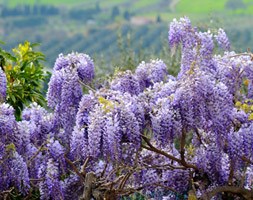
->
xmin=0 ymin=149 xmax=30 ymax=194
xmin=47 ymin=138 xmax=65 ymax=161
xmin=16 ymin=121 xmax=33 ymax=154
xmin=168 ymin=16 xmax=192 ymax=48
xmin=136 ymin=59 xmax=168 ymax=90
xmin=245 ymin=167 xmax=253 ymax=190
xmin=110 ymin=70 xmax=141 ymax=95
xmin=168 ymin=17 xmax=197 ymax=77
xmin=103 ymin=113 xmax=121 ymax=161
xmin=22 ymin=103 xmax=55 ymax=146
xmin=0 ymin=68 xmax=6 ymax=101
xmin=75 ymin=53 xmax=95 ymax=83
xmin=71 ymin=93 xmax=96 ymax=160
xmin=62 ymin=174 xmax=83 ymax=200
xmin=138 ymin=79 xmax=177 ymax=113
xmin=227 ymin=123 xmax=253 ymax=161
xmin=39 ymin=158 xmax=64 ymax=200
xmin=58 ymin=70 xmax=83 ymax=135
xmin=46 ymin=70 xmax=64 ymax=109
xmin=53 ymin=53 xmax=69 ymax=71
xmin=162 ymin=169 xmax=190 ymax=192
xmin=151 ymin=97 xmax=182 ymax=146
xmin=45 ymin=158 xmax=64 ymax=199
xmin=70 ymin=126 xmax=87 ymax=161
xmin=196 ymin=31 xmax=214 ymax=58
xmin=53 ymin=53 xmax=94 ymax=83
xmin=75 ymin=92 xmax=97 ymax=128
xmin=46 ymin=52 xmax=95 ymax=144
xmin=9 ymin=151 xmax=30 ymax=194
xmin=48 ymin=69 xmax=82 ymax=143
xmin=0 ymin=103 xmax=17 ymax=144
xmin=194 ymin=144 xmax=230 ymax=184
xmin=215 ymin=51 xmax=253 ymax=97
xmin=119 ymin=103 xmax=141 ymax=148
xmin=87 ymin=105 xmax=105 ymax=158
xmin=172 ymin=69 xmax=234 ymax=136
xmin=215 ymin=28 xmax=230 ymax=51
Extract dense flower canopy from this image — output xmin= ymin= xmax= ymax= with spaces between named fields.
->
xmin=0 ymin=17 xmax=253 ymax=200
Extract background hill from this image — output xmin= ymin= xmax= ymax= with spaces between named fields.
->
xmin=0 ymin=0 xmax=253 ymax=74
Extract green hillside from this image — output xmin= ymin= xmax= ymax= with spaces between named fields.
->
xmin=0 ymin=0 xmax=253 ymax=73
xmin=2 ymin=0 xmax=253 ymax=13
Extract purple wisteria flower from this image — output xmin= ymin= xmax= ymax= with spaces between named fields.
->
xmin=0 ymin=68 xmax=6 ymax=101
xmin=0 ymin=103 xmax=16 ymax=144
xmin=39 ymin=158 xmax=64 ymax=200
xmin=136 ymin=59 xmax=168 ymax=90
xmin=47 ymin=52 xmax=95 ymax=142
xmin=168 ymin=17 xmax=192 ymax=48
xmin=215 ymin=28 xmax=230 ymax=51
xmin=110 ymin=70 xmax=141 ymax=95
xmin=0 ymin=149 xmax=30 ymax=194
xmin=168 ymin=17 xmax=224 ymax=78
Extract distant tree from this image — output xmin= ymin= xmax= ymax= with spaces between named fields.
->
xmin=111 ymin=6 xmax=120 ymax=20
xmin=96 ymin=2 xmax=101 ymax=12
xmin=24 ymin=5 xmax=31 ymax=15
xmin=156 ymin=14 xmax=162 ymax=23
xmin=225 ymin=0 xmax=246 ymax=10
xmin=33 ymin=4 xmax=39 ymax=15
xmin=123 ymin=10 xmax=131 ymax=21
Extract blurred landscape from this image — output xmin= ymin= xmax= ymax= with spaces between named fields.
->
xmin=0 ymin=0 xmax=253 ymax=74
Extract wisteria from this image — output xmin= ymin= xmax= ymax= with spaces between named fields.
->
xmin=136 ymin=59 xmax=168 ymax=90
xmin=0 ymin=17 xmax=253 ymax=200
xmin=215 ymin=28 xmax=230 ymax=51
xmin=0 ymin=68 xmax=6 ymax=102
xmin=46 ymin=52 xmax=95 ymax=143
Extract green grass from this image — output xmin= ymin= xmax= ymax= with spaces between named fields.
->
xmin=133 ymin=0 xmax=162 ymax=9
xmin=99 ymin=0 xmax=129 ymax=8
xmin=176 ymin=0 xmax=227 ymax=14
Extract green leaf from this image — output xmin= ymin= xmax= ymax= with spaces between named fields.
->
xmin=10 ymin=94 xmax=16 ymax=103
